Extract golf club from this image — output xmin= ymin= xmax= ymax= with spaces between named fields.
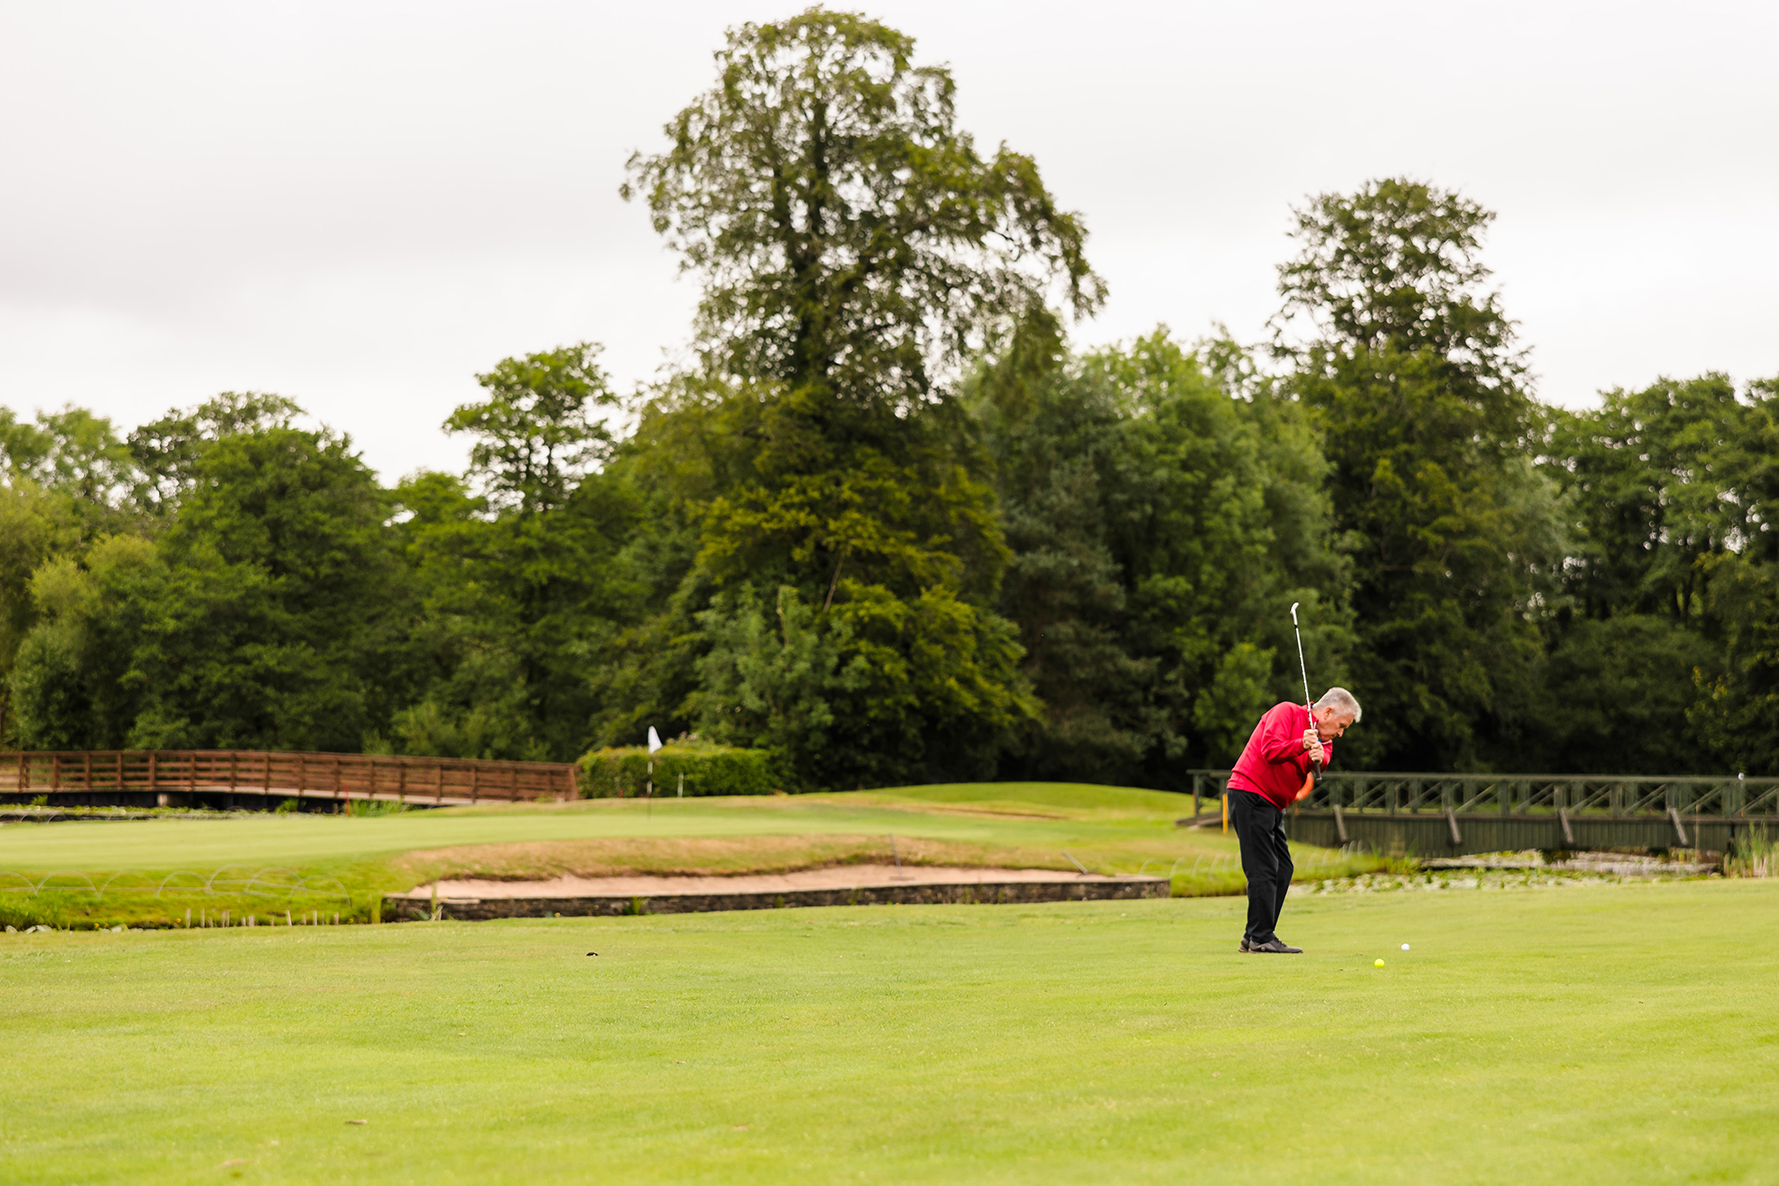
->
xmin=1290 ymin=602 xmax=1321 ymax=788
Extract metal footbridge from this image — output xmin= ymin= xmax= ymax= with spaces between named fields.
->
xmin=1185 ymin=770 xmax=1779 ymax=855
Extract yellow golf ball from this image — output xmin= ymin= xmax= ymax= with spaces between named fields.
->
xmin=1374 ymin=958 xmax=1385 ymax=967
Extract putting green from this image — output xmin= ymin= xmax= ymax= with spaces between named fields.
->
xmin=0 ymin=784 xmax=1206 ymax=874
xmin=2 ymin=880 xmax=1773 ymax=1183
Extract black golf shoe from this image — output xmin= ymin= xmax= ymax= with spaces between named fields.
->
xmin=1239 ymin=938 xmax=1252 ymax=952
xmin=1249 ymin=938 xmax=1303 ymax=954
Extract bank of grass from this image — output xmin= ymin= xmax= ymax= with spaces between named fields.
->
xmin=3 ymin=881 xmax=1776 ymax=1183
xmin=0 ymin=783 xmax=1382 ymax=928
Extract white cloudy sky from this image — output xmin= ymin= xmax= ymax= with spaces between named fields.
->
xmin=2 ymin=1 xmax=1774 ymax=481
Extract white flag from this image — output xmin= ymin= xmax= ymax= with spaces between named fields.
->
xmin=646 ymin=726 xmax=663 ymax=754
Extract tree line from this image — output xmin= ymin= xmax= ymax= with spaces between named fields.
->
xmin=3 ymin=10 xmax=1775 ymax=786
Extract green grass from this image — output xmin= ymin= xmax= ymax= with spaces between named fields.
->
xmin=0 ymin=784 xmax=1377 ymax=927
xmin=2 ymin=881 xmax=1775 ymax=1183
xmin=0 ymin=783 xmax=1201 ymax=872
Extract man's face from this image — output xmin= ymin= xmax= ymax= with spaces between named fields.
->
xmin=1313 ymin=707 xmax=1356 ymax=740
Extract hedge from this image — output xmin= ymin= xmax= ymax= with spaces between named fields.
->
xmin=577 ymin=743 xmax=779 ymax=798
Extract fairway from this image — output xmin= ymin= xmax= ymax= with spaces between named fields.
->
xmin=3 ymin=881 xmax=1775 ymax=1183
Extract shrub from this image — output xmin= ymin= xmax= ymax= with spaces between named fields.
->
xmin=578 ymin=742 xmax=778 ymax=798
xmin=345 ymin=799 xmax=410 ymax=817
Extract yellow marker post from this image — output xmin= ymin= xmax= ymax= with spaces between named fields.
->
xmin=1222 ymin=793 xmax=1229 ymax=834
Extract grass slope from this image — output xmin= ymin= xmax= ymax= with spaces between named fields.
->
xmin=0 ymin=784 xmax=1366 ymax=926
xmin=0 ymin=783 xmax=1201 ymax=872
xmin=1 ymin=881 xmax=1774 ymax=1183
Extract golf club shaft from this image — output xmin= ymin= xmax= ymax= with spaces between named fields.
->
xmin=1291 ymin=610 xmax=1322 ymax=781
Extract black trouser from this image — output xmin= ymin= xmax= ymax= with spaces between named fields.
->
xmin=1229 ymin=789 xmax=1293 ymax=944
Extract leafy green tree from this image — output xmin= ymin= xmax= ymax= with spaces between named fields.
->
xmin=9 ymin=536 xmax=159 ymax=749
xmin=1 ymin=406 xmax=135 ymax=504
xmin=611 ymin=9 xmax=1100 ymax=785
xmin=623 ymin=9 xmax=1101 ymax=417
xmin=1532 ymin=614 xmax=1717 ymax=774
xmin=1692 ymin=554 xmax=1779 ymax=775
xmin=1 ymin=402 xmax=143 ymax=741
xmin=0 ymin=481 xmax=79 ymax=744
xmin=1538 ymin=373 xmax=1779 ymax=772
xmin=389 ymin=346 xmax=642 ymax=761
xmin=389 ymin=465 xmax=644 ymax=762
xmin=1275 ymin=179 xmax=1560 ymax=770
xmin=1549 ymin=374 xmax=1776 ymax=622
xmin=973 ymin=326 xmax=1350 ymax=783
xmin=117 ymin=427 xmax=406 ymax=750
xmin=691 ymin=578 xmax=1032 ymax=787
xmin=690 ymin=585 xmax=853 ymax=782
xmin=0 ymin=408 xmax=53 ymax=478
xmin=1659 ymin=376 xmax=1779 ymax=773
xmin=966 ymin=321 xmax=1160 ymax=781
xmin=620 ymin=6 xmax=1099 ymax=602
xmin=1273 ymin=182 xmax=1523 ymax=392
xmin=1 ymin=404 xmax=142 ymax=540
xmin=620 ymin=5 xmax=1099 ymax=575
xmin=128 ymin=391 xmax=303 ymax=515
xmin=445 ymin=344 xmax=618 ymax=516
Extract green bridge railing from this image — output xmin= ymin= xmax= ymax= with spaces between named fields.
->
xmin=1185 ymin=770 xmax=1779 ymax=820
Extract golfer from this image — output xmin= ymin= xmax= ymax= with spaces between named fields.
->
xmin=1227 ymin=688 xmax=1362 ymax=953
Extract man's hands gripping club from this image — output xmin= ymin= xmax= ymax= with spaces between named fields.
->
xmin=1294 ymin=705 xmax=1355 ymax=800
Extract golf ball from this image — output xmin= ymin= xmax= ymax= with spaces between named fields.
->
xmin=1374 ymin=958 xmax=1385 ymax=967
xmin=1401 ymin=943 xmax=1410 ymax=951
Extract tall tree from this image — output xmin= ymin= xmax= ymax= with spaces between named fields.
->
xmin=1 ymin=405 xmax=141 ymax=541
xmin=1591 ymin=375 xmax=1779 ymax=774
xmin=973 ymin=326 xmax=1350 ymax=785
xmin=1275 ymin=179 xmax=1560 ymax=770
xmin=127 ymin=391 xmax=303 ymax=515
xmin=1549 ymin=374 xmax=1775 ymax=623
xmin=388 ymin=465 xmax=644 ymax=762
xmin=0 ymin=480 xmax=78 ymax=744
xmin=611 ymin=9 xmax=1102 ymax=786
xmin=445 ymin=343 xmax=618 ymax=517
xmin=8 ymin=536 xmax=158 ymax=750
xmin=12 ymin=425 xmax=411 ymax=752
xmin=622 ymin=10 xmax=1101 ymax=419
xmin=1532 ymin=373 xmax=1779 ymax=773
xmin=391 ymin=344 xmax=641 ymax=761
xmin=1 ymin=403 xmax=143 ymax=741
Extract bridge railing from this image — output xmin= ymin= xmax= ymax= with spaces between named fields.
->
xmin=0 ymin=750 xmax=580 ymax=805
xmin=1185 ymin=770 xmax=1779 ymax=819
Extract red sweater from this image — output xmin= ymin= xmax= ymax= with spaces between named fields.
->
xmin=1227 ymin=701 xmax=1332 ymax=809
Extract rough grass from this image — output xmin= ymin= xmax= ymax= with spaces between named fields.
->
xmin=390 ymin=834 xmax=1073 ymax=884
xmin=835 ymin=782 xmax=1195 ymax=816
xmin=2 ymin=881 xmax=1775 ymax=1183
xmin=0 ymin=784 xmax=1380 ymax=928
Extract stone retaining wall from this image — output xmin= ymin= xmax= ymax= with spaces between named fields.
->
xmin=387 ymin=876 xmax=1169 ymax=921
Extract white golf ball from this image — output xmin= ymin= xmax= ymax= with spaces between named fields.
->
xmin=1401 ymin=943 xmax=1410 ymax=951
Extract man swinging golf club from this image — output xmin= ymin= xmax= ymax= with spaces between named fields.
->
xmin=1228 ymin=604 xmax=1361 ymax=954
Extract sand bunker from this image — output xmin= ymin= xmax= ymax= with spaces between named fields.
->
xmin=405 ymin=864 xmax=1138 ymax=900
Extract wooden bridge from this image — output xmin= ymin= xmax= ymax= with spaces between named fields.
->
xmin=1185 ymin=769 xmax=1779 ymax=856
xmin=0 ymin=750 xmax=580 ymax=809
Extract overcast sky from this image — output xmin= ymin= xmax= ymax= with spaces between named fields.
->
xmin=2 ymin=1 xmax=1775 ymax=480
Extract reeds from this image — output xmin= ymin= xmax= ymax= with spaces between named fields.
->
xmin=1723 ymin=826 xmax=1775 ymax=878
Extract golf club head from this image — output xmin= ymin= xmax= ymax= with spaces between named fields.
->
xmin=1290 ymin=601 xmax=1299 ymax=626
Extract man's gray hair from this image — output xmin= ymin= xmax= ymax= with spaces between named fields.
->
xmin=1315 ymin=687 xmax=1363 ymax=723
